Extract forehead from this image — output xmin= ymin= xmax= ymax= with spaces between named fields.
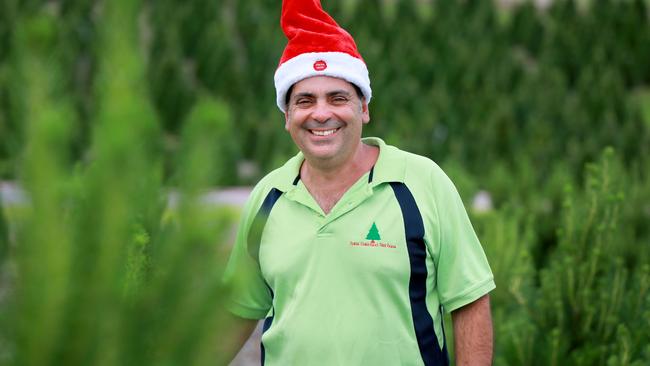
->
xmin=291 ymin=76 xmax=357 ymax=95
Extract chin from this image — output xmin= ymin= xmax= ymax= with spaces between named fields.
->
xmin=306 ymin=151 xmax=338 ymax=162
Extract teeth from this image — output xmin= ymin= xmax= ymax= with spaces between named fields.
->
xmin=312 ymin=129 xmax=337 ymax=136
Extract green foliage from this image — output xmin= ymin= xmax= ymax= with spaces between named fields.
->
xmin=0 ymin=1 xmax=649 ymax=365
xmin=0 ymin=206 xmax=7 ymax=265
xmin=2 ymin=0 xmax=649 ymax=185
xmin=0 ymin=0 xmax=20 ymax=179
xmin=532 ymin=149 xmax=648 ymax=366
xmin=473 ymin=205 xmax=537 ymax=366
xmin=479 ymin=148 xmax=650 ymax=366
xmin=0 ymin=1 xmax=236 ymax=365
xmin=173 ymin=95 xmax=238 ymax=187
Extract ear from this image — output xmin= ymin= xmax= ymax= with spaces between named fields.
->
xmin=361 ymin=100 xmax=370 ymax=124
xmin=284 ymin=111 xmax=290 ymax=131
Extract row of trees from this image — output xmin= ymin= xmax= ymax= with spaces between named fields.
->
xmin=1 ymin=0 xmax=649 ymax=184
xmin=0 ymin=0 xmax=648 ymax=365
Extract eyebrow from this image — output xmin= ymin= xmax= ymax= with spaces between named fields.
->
xmin=292 ymin=92 xmax=315 ymax=100
xmin=327 ymin=90 xmax=353 ymax=98
xmin=292 ymin=90 xmax=353 ymax=100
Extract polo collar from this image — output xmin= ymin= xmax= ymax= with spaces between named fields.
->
xmin=363 ymin=137 xmax=406 ymax=187
xmin=272 ymin=137 xmax=406 ymax=192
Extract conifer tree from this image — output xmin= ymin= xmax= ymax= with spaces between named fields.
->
xmin=366 ymin=222 xmax=380 ymax=241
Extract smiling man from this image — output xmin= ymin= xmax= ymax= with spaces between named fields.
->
xmin=222 ymin=1 xmax=495 ymax=365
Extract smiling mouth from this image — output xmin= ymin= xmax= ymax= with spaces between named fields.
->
xmin=309 ymin=128 xmax=340 ymax=136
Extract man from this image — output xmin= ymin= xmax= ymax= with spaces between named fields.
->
xmin=222 ymin=1 xmax=495 ymax=365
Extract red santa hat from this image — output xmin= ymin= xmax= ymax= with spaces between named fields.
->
xmin=274 ymin=0 xmax=372 ymax=112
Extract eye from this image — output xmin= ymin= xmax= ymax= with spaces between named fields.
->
xmin=331 ymin=96 xmax=348 ymax=104
xmin=295 ymin=98 xmax=313 ymax=107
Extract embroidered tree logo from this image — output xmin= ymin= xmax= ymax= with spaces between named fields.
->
xmin=366 ymin=222 xmax=381 ymax=242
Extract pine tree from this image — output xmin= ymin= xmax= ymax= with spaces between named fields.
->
xmin=366 ymin=222 xmax=381 ymax=241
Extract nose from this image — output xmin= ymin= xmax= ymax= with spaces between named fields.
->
xmin=311 ymin=100 xmax=333 ymax=123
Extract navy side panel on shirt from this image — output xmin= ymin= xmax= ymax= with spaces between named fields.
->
xmin=261 ymin=315 xmax=274 ymax=366
xmin=248 ymin=188 xmax=283 ymax=264
xmin=390 ymin=182 xmax=449 ymax=366
xmin=246 ymin=187 xmax=283 ymax=366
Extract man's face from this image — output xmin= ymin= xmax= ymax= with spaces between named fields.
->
xmin=284 ymin=76 xmax=370 ymax=168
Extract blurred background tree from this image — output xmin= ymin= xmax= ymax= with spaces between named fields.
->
xmin=0 ymin=0 xmax=649 ymax=365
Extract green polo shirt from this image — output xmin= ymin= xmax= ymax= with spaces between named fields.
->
xmin=223 ymin=137 xmax=495 ymax=366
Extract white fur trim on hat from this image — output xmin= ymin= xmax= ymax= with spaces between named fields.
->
xmin=274 ymin=51 xmax=372 ymax=112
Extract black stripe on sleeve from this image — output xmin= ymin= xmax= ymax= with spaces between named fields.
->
xmin=247 ymin=188 xmax=283 ymax=264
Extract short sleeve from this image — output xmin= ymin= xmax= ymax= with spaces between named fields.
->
xmin=221 ymin=188 xmax=274 ymax=319
xmin=430 ymin=168 xmax=495 ymax=313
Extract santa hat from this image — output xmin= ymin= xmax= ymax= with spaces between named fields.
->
xmin=274 ymin=0 xmax=372 ymax=112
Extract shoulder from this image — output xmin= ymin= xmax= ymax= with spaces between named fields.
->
xmin=369 ymin=137 xmax=455 ymax=195
xmin=384 ymin=146 xmax=462 ymax=221
xmin=389 ymin=146 xmax=451 ymax=189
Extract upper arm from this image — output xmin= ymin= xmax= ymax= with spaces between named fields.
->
xmin=451 ymin=293 xmax=491 ymax=320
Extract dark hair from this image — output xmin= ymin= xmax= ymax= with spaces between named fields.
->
xmin=285 ymin=82 xmax=364 ymax=108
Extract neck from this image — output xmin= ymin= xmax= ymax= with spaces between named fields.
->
xmin=299 ymin=141 xmax=379 ymax=214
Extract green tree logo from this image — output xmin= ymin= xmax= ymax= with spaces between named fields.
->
xmin=366 ymin=222 xmax=381 ymax=241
